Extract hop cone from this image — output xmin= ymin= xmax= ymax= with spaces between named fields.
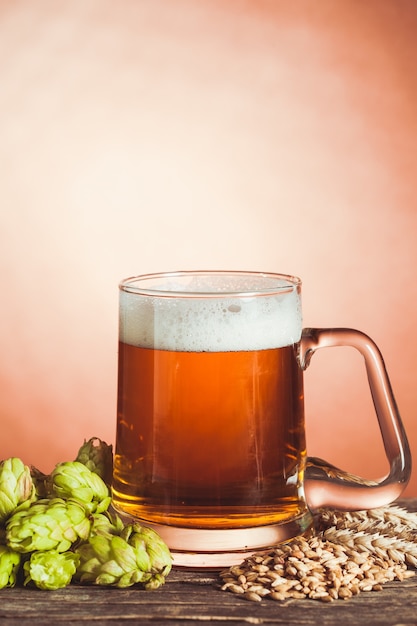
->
xmin=0 ymin=458 xmax=36 ymax=523
xmin=121 ymin=523 xmax=172 ymax=588
xmin=51 ymin=461 xmax=111 ymax=514
xmin=75 ymin=437 xmax=113 ymax=486
xmin=23 ymin=550 xmax=79 ymax=590
xmin=75 ymin=523 xmax=172 ymax=589
xmin=0 ymin=545 xmax=21 ymax=589
xmin=6 ymin=497 xmax=91 ymax=553
xmin=89 ymin=510 xmax=125 ymax=539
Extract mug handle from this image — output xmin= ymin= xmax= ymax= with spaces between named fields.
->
xmin=299 ymin=328 xmax=411 ymax=511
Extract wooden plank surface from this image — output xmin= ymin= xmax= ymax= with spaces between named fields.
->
xmin=1 ymin=499 xmax=416 ymax=626
xmin=1 ymin=573 xmax=417 ymax=626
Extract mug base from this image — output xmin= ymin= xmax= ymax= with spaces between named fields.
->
xmin=130 ymin=510 xmax=315 ymax=569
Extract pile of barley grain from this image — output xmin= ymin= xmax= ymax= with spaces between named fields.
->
xmin=220 ymin=506 xmax=417 ymax=602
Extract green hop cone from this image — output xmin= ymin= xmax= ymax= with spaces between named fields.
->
xmin=0 ymin=457 xmax=36 ymax=523
xmin=74 ymin=524 xmax=172 ymax=589
xmin=89 ymin=509 xmax=125 ymax=539
xmin=121 ymin=523 xmax=172 ymax=586
xmin=74 ymin=534 xmax=150 ymax=588
xmin=6 ymin=497 xmax=91 ymax=553
xmin=0 ymin=545 xmax=21 ymax=589
xmin=51 ymin=461 xmax=111 ymax=514
xmin=75 ymin=437 xmax=113 ymax=486
xmin=23 ymin=549 xmax=80 ymax=590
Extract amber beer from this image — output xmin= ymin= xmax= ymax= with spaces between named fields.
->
xmin=112 ymin=272 xmax=307 ymax=534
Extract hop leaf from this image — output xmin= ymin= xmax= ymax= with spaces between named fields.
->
xmin=0 ymin=545 xmax=21 ymax=589
xmin=75 ymin=437 xmax=113 ymax=486
xmin=74 ymin=524 xmax=172 ymax=589
xmin=23 ymin=550 xmax=80 ymax=590
xmin=0 ymin=458 xmax=36 ymax=523
xmin=51 ymin=461 xmax=111 ymax=514
xmin=6 ymin=497 xmax=91 ymax=553
xmin=30 ymin=465 xmax=53 ymax=499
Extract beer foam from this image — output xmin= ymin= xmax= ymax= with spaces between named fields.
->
xmin=119 ymin=289 xmax=302 ymax=352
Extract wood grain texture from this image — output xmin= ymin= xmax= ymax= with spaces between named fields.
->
xmin=1 ymin=575 xmax=417 ymax=626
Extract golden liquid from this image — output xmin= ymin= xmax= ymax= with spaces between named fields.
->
xmin=112 ymin=343 xmax=307 ymax=529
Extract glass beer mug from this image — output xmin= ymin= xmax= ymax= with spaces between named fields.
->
xmin=112 ymin=271 xmax=411 ymax=567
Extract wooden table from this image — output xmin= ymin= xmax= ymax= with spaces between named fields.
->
xmin=1 ymin=499 xmax=416 ymax=626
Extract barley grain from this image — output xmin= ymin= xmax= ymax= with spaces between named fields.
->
xmin=269 ymin=591 xmax=287 ymax=601
xmin=319 ymin=594 xmax=333 ymax=603
xmin=222 ymin=583 xmax=245 ymax=594
xmin=244 ymin=591 xmax=262 ymax=602
xmin=219 ymin=504 xmax=417 ymax=603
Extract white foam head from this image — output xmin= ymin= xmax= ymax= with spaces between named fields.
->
xmin=119 ymin=272 xmax=302 ymax=352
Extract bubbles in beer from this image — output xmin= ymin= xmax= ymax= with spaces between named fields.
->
xmin=119 ymin=288 xmax=302 ymax=352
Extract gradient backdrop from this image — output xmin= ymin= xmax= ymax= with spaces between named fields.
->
xmin=1 ymin=0 xmax=416 ymax=496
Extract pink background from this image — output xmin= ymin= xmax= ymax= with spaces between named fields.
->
xmin=1 ymin=1 xmax=416 ymax=495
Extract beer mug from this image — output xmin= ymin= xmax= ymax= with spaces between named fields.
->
xmin=112 ymin=271 xmax=411 ymax=567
